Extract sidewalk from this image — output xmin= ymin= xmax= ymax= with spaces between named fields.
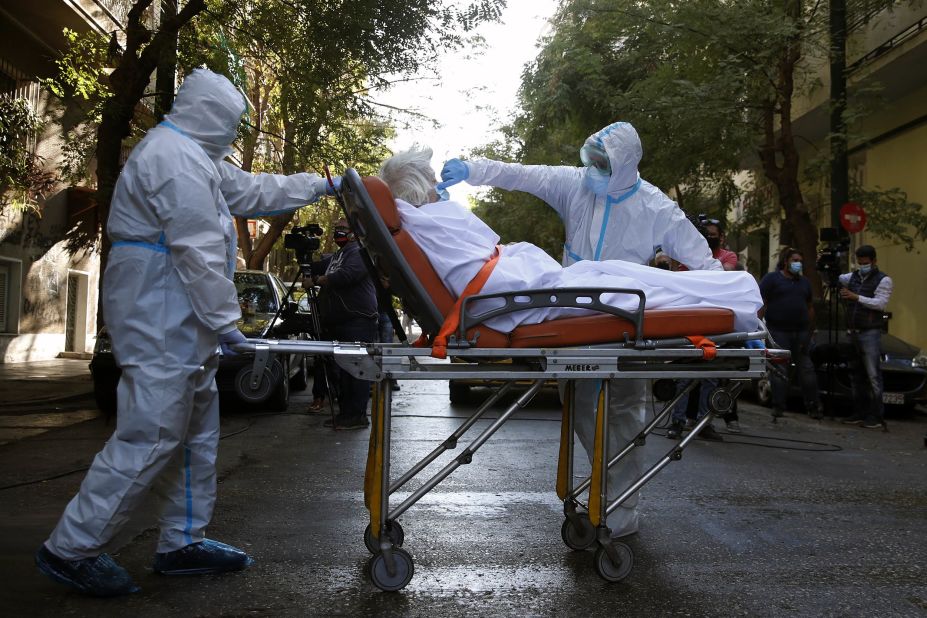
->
xmin=0 ymin=358 xmax=95 ymax=406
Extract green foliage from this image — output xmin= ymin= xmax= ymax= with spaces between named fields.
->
xmin=850 ymin=184 xmax=927 ymax=251
xmin=0 ymin=96 xmax=55 ymax=214
xmin=42 ymin=28 xmax=112 ymax=184
xmin=44 ymin=29 xmax=112 ymax=105
xmin=474 ymin=0 xmax=926 ymax=257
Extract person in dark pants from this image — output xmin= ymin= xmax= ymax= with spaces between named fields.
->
xmin=311 ymin=219 xmax=378 ymax=429
xmin=838 ymin=245 xmax=893 ymax=429
xmin=759 ymin=247 xmax=823 ymax=420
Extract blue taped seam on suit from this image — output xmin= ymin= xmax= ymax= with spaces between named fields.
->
xmin=592 ymin=178 xmax=642 ymax=261
xmin=183 ymin=446 xmax=193 ymax=545
xmin=112 ymin=240 xmax=169 ymax=254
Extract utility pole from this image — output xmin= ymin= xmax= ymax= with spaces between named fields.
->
xmin=155 ymin=0 xmax=179 ymax=121
xmin=829 ymin=0 xmax=848 ymax=232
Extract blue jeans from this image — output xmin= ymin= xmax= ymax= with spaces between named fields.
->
xmin=378 ymin=311 xmax=395 ymax=344
xmin=333 ymin=317 xmax=378 ymax=419
xmin=767 ymin=328 xmax=821 ymax=413
xmin=671 ymin=379 xmax=717 ymax=423
xmin=849 ymin=329 xmax=884 ymax=423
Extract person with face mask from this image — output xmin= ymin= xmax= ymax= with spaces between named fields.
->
xmin=758 ymin=248 xmax=823 ymax=421
xmin=385 ymin=146 xmax=763 ymax=540
xmin=311 ymin=219 xmax=378 ymax=429
xmin=838 ymin=245 xmax=893 ymax=429
xmin=35 ymin=68 xmax=337 ymax=597
xmin=437 ymin=123 xmax=723 ymax=539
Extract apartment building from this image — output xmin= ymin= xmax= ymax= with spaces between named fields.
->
xmin=0 ymin=0 xmax=126 ymax=362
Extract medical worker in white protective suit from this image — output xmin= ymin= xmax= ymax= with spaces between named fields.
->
xmin=437 ymin=122 xmax=730 ymax=539
xmin=35 ymin=68 xmax=336 ymax=597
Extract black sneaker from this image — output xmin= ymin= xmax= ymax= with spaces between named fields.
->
xmin=696 ymin=424 xmax=724 ymax=442
xmin=35 ymin=545 xmax=140 ymax=597
xmin=808 ymin=405 xmax=824 ymax=420
xmin=667 ymin=420 xmax=684 ymax=440
xmin=842 ymin=416 xmax=865 ymax=425
xmin=861 ymin=420 xmax=883 ymax=429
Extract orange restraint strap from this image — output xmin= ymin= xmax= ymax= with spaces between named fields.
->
xmin=686 ymin=335 xmax=717 ymax=360
xmin=429 ymin=245 xmax=503 ymax=359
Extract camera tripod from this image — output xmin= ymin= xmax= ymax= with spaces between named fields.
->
xmin=267 ymin=259 xmax=342 ymax=422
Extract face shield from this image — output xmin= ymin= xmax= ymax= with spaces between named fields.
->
xmin=580 ymin=141 xmax=612 ymax=174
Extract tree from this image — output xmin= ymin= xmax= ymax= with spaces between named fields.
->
xmin=180 ymin=0 xmax=505 ymax=269
xmin=476 ymin=0 xmax=927 ymax=294
xmin=46 ymin=0 xmax=504 ymax=327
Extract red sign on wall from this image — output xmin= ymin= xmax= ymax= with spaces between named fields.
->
xmin=840 ymin=202 xmax=867 ymax=234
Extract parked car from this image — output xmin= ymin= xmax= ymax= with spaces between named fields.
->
xmin=754 ymin=302 xmax=927 ymax=413
xmin=90 ymin=270 xmax=313 ymax=416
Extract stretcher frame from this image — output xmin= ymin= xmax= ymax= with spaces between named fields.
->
xmin=236 ymin=170 xmax=786 ymax=591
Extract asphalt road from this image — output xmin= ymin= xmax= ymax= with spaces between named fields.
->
xmin=1 ymin=377 xmax=925 ymax=616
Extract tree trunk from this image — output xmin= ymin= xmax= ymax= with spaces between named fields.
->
xmin=246 ymin=85 xmax=297 ymax=270
xmin=754 ymin=0 xmax=822 ymax=298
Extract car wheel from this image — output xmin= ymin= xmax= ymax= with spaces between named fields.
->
xmin=449 ymin=381 xmax=470 ymax=404
xmin=754 ymin=376 xmax=772 ymax=407
xmin=289 ymin=355 xmax=309 ymax=391
xmin=268 ymin=358 xmax=290 ymax=411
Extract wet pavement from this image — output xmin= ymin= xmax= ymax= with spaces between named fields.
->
xmin=1 ymin=369 xmax=926 ymax=616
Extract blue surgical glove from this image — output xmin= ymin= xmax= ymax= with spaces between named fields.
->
xmin=436 ymin=158 xmax=469 ymax=191
xmin=326 ymin=176 xmax=342 ymax=196
xmin=218 ymin=328 xmax=248 ymax=356
xmin=745 ymin=339 xmax=766 ymax=349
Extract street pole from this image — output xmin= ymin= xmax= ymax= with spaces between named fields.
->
xmin=829 ymin=0 xmax=848 ymax=232
xmin=155 ymin=0 xmax=178 ymax=122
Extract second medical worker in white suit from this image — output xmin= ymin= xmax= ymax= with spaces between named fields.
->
xmin=438 ymin=121 xmax=723 ymax=539
xmin=36 ymin=69 xmax=336 ymax=597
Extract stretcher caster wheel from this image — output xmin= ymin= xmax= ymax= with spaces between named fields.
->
xmin=364 ymin=521 xmax=405 ymax=554
xmin=594 ymin=542 xmax=634 ymax=583
xmin=367 ymin=547 xmax=414 ymax=592
xmin=561 ymin=513 xmax=596 ymax=551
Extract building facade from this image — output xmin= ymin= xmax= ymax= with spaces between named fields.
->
xmin=0 ymin=0 xmax=127 ymax=362
xmin=748 ymin=2 xmax=927 ymax=351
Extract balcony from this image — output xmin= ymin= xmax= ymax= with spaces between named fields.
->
xmin=0 ymin=0 xmax=125 ymax=75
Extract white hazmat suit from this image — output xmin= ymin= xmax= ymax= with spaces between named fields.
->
xmin=449 ymin=122 xmax=726 ymax=536
xmin=46 ymin=69 xmax=330 ymax=560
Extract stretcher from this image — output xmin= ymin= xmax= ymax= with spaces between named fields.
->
xmin=236 ymin=170 xmax=787 ymax=591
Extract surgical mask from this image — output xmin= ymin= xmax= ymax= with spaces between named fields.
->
xmin=788 ymin=261 xmax=802 ymax=275
xmin=859 ymin=264 xmax=872 ymax=276
xmin=583 ymin=167 xmax=610 ymax=196
xmin=333 ymin=230 xmax=350 ymax=247
xmin=706 ymin=237 xmax=721 ymax=251
xmin=435 ymin=185 xmax=449 ymax=201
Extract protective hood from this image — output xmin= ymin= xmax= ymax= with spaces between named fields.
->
xmin=587 ymin=121 xmax=642 ymax=194
xmin=163 ymin=68 xmax=246 ymax=161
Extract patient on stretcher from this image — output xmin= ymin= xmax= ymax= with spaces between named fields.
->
xmin=379 ymin=147 xmax=763 ymax=334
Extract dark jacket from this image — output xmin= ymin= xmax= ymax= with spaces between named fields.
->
xmin=318 ymin=241 xmax=377 ymax=324
xmin=846 ymin=268 xmax=888 ymax=330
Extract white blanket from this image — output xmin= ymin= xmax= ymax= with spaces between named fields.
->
xmin=397 ymin=199 xmax=763 ymax=333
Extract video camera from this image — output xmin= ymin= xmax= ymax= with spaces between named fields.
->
xmin=284 ymin=223 xmax=324 ymax=264
xmin=816 ymin=227 xmax=850 ymax=288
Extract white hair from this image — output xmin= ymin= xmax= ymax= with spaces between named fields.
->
xmin=379 ymin=146 xmax=436 ymax=206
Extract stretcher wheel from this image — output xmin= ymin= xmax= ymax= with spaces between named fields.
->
xmin=594 ymin=542 xmax=634 ymax=583
xmin=364 ymin=521 xmax=405 ymax=554
xmin=367 ymin=547 xmax=414 ymax=592
xmin=561 ymin=513 xmax=596 ymax=551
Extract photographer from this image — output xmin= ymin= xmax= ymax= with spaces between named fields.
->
xmin=758 ymin=247 xmax=823 ymax=420
xmin=838 ymin=245 xmax=893 ymax=429
xmin=308 ymin=219 xmax=378 ymax=429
